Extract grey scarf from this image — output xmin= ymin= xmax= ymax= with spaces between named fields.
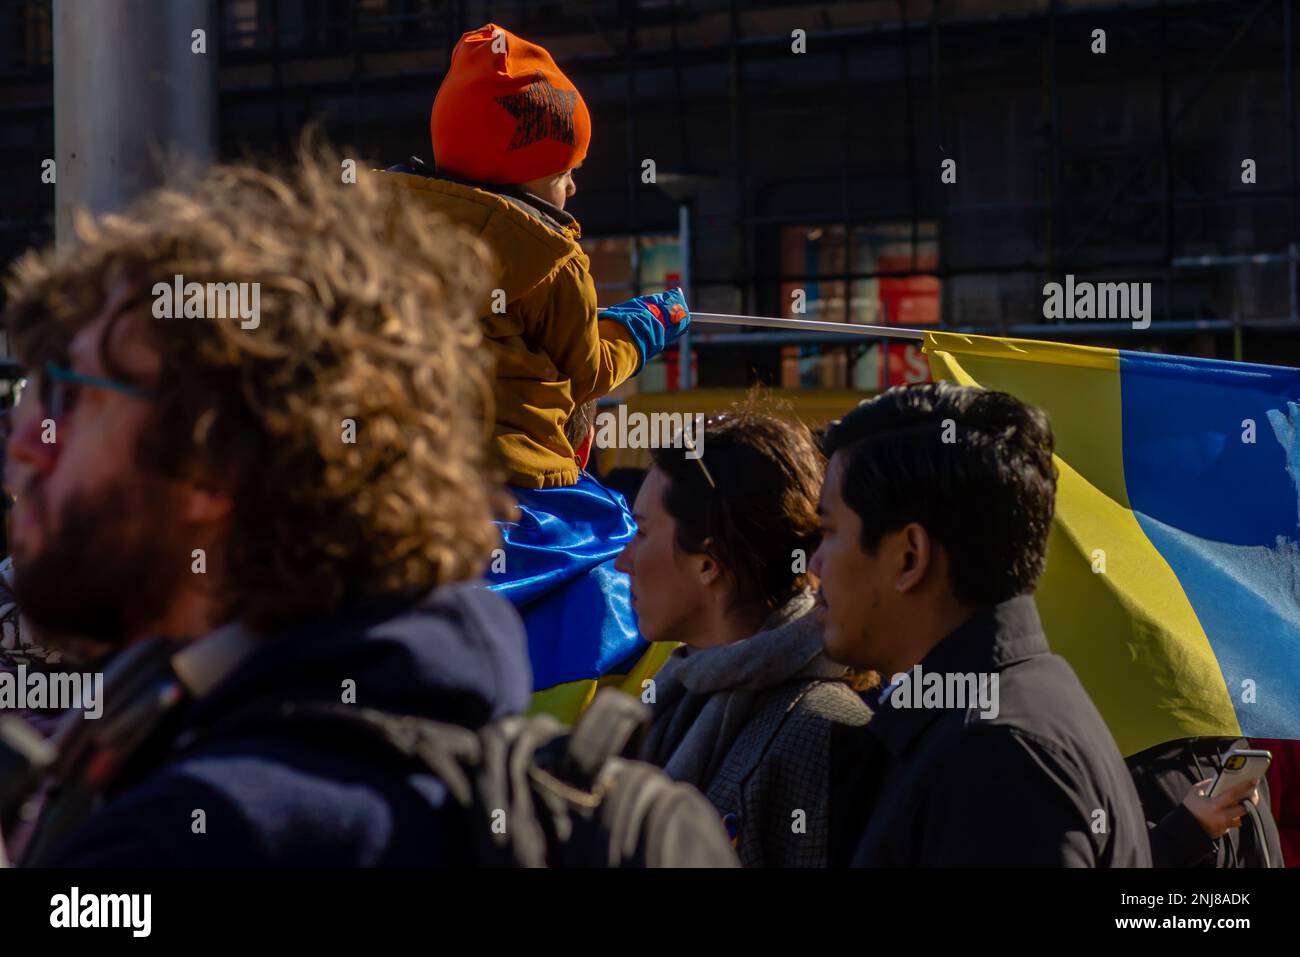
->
xmin=640 ymin=588 xmax=846 ymax=788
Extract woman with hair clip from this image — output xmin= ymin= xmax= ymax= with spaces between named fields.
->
xmin=615 ymin=407 xmax=873 ymax=867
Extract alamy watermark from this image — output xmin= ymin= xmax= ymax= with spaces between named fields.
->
xmin=593 ymin=405 xmax=706 ymax=458
xmin=883 ymin=665 xmax=1000 ymax=720
xmin=0 ymin=665 xmax=103 ymax=719
xmin=1042 ymin=274 xmax=1151 ymax=330
xmin=152 ymin=274 xmax=261 ymax=329
xmin=50 ymin=887 xmax=151 ymax=937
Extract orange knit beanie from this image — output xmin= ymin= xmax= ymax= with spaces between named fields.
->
xmin=430 ymin=23 xmax=591 ymax=185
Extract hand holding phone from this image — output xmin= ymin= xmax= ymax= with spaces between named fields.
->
xmin=1182 ymin=748 xmax=1271 ymax=840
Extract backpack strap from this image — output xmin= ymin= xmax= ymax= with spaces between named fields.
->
xmin=551 ymin=689 xmax=651 ymax=791
xmin=468 ymin=713 xmax=568 ymax=866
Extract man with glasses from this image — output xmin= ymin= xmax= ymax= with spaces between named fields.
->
xmin=0 ymin=148 xmax=532 ymax=866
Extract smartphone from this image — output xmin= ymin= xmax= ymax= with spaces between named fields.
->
xmin=1207 ymin=748 xmax=1272 ymax=799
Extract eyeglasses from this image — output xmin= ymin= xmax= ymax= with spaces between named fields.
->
xmin=14 ymin=361 xmax=155 ymax=420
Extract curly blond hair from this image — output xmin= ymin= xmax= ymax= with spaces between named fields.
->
xmin=3 ymin=140 xmax=510 ymax=632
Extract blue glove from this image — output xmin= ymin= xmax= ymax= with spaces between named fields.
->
xmin=598 ymin=287 xmax=691 ymax=372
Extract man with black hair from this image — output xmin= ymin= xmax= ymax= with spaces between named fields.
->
xmin=813 ymin=381 xmax=1150 ymax=867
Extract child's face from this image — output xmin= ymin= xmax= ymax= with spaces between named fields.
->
xmin=521 ymin=168 xmax=577 ymax=210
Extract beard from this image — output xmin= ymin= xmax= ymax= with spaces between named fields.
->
xmin=11 ymin=471 xmax=194 ymax=657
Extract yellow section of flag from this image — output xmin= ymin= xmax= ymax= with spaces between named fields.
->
xmin=925 ymin=332 xmax=1239 ymax=756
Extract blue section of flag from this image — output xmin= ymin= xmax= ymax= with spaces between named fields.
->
xmin=1120 ymin=351 xmax=1300 ymax=738
xmin=1119 ymin=352 xmax=1300 ymax=544
xmin=487 ymin=473 xmax=646 ymax=691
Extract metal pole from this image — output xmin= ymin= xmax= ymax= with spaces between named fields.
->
xmin=692 ymin=312 xmax=926 ymax=341
xmin=54 ymin=0 xmax=216 ymax=247
xmin=677 ymin=201 xmax=693 ymax=389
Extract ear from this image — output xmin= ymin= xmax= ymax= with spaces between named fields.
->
xmin=894 ymin=522 xmax=933 ymax=594
xmin=694 ymin=540 xmax=724 ymax=588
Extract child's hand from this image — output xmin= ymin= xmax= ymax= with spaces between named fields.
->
xmin=599 ymin=287 xmax=691 ymax=370
xmin=641 ymin=287 xmax=691 ymax=337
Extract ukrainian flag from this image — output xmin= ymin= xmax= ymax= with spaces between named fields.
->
xmin=925 ymin=332 xmax=1300 ymax=757
xmin=487 ymin=473 xmax=675 ymax=725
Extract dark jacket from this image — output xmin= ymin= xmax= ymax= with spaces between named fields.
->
xmin=640 ymin=590 xmax=872 ymax=867
xmin=1127 ymin=737 xmax=1284 ymax=867
xmin=44 ymin=583 xmax=531 ymax=866
xmin=848 ymin=595 xmax=1151 ymax=867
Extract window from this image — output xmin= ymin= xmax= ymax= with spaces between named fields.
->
xmin=778 ymin=222 xmax=939 ymax=390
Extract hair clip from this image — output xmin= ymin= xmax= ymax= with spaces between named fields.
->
xmin=678 ymin=427 xmax=716 ymax=489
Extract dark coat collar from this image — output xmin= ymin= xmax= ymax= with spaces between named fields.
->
xmin=867 ymin=594 xmax=1047 ymax=756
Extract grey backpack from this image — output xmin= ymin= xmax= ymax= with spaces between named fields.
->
xmin=198 ymin=688 xmax=739 ymax=868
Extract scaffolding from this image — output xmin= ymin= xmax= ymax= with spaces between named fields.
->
xmin=1 ymin=0 xmax=1297 ymax=375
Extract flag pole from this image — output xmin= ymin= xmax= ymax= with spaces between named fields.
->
xmin=690 ymin=312 xmax=927 ymax=341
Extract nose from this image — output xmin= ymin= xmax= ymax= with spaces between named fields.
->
xmin=613 ymin=539 xmax=633 ymax=576
xmin=809 ymin=541 xmax=824 ymax=578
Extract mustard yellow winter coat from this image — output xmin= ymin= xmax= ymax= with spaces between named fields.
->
xmin=383 ymin=170 xmax=641 ymax=489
